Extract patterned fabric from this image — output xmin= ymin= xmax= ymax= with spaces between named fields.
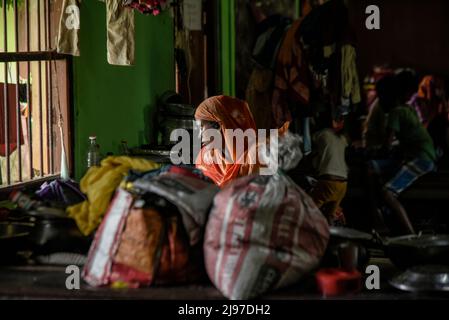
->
xmin=384 ymin=158 xmax=436 ymax=196
xmin=123 ymin=0 xmax=168 ymax=15
xmin=83 ymin=188 xmax=206 ymax=288
xmin=410 ymin=75 xmax=447 ymax=127
xmin=204 ymin=172 xmax=329 ymax=299
xmin=272 ymin=19 xmax=312 ymax=128
xmin=271 ymin=0 xmax=357 ymax=128
xmin=370 ymin=158 xmax=436 ymax=196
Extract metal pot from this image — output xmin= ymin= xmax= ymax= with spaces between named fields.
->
xmin=162 ymin=103 xmax=196 ymax=117
xmin=376 ymin=232 xmax=449 ymax=269
xmin=160 ymin=117 xmax=195 ymax=146
xmin=0 ymin=222 xmax=34 ymax=262
xmin=324 ymin=227 xmax=372 ymax=271
xmin=29 ymin=217 xmax=91 ymax=255
xmin=12 ymin=208 xmax=92 ymax=255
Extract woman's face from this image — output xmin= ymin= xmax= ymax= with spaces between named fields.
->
xmin=197 ymin=120 xmax=220 ymax=147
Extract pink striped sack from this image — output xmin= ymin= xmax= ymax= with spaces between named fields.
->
xmin=204 ymin=132 xmax=330 ymax=300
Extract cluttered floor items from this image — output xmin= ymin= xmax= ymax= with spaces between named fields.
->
xmin=2 ymin=132 xmax=449 ymax=300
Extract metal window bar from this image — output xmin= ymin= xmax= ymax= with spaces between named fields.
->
xmin=45 ymin=0 xmax=53 ymax=174
xmin=3 ymin=1 xmax=10 ymax=185
xmin=14 ymin=0 xmax=21 ymax=182
xmin=26 ymin=0 xmax=33 ymax=181
xmin=37 ymin=0 xmax=43 ymax=177
xmin=1 ymin=0 xmax=68 ymax=187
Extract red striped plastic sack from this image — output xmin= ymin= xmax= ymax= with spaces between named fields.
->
xmin=204 ymin=132 xmax=329 ymax=300
xmin=83 ymin=188 xmax=134 ymax=287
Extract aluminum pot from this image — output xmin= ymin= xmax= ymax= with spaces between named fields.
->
xmin=13 ymin=208 xmax=92 ymax=255
xmin=0 ymin=222 xmax=34 ymax=262
xmin=380 ymin=233 xmax=449 ymax=269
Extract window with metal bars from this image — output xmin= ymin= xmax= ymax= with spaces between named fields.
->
xmin=0 ymin=0 xmax=71 ymax=188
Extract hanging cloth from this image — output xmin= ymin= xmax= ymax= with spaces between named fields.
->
xmin=57 ymin=0 xmax=82 ymax=56
xmin=106 ymin=0 xmax=135 ymax=66
xmin=341 ymin=44 xmax=361 ymax=107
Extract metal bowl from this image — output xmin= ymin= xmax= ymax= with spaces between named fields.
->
xmin=162 ymin=103 xmax=196 ymax=117
xmin=390 ymin=265 xmax=449 ymax=292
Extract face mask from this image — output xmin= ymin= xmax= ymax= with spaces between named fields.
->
xmin=198 ymin=121 xmax=220 ymax=146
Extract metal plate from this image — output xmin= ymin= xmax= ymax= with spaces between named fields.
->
xmin=387 ymin=234 xmax=449 ymax=248
xmin=329 ymin=226 xmax=373 ymax=241
xmin=390 ymin=265 xmax=449 ymax=292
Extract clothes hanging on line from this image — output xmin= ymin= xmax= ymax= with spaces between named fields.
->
xmin=0 ymin=83 xmax=24 ymax=157
xmin=106 ymin=0 xmax=135 ymax=66
xmin=57 ymin=0 xmax=136 ymax=66
xmin=57 ymin=0 xmax=81 ymax=56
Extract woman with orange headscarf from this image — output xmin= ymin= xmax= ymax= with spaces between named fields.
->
xmin=194 ymin=95 xmax=261 ymax=187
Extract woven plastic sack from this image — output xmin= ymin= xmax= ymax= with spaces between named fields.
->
xmin=204 ymin=132 xmax=329 ymax=300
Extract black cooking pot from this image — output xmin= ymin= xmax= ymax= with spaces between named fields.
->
xmin=11 ymin=207 xmax=91 ymax=255
xmin=379 ymin=233 xmax=449 ymax=269
xmin=329 ymin=227 xmax=449 ymax=269
xmin=0 ymin=222 xmax=34 ymax=262
xmin=29 ymin=217 xmax=91 ymax=255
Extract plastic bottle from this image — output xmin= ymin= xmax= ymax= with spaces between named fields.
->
xmin=121 ymin=140 xmax=130 ymax=156
xmin=87 ymin=136 xmax=101 ymax=169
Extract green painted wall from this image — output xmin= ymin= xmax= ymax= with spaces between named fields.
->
xmin=72 ymin=1 xmax=174 ymax=180
xmin=219 ymin=0 xmax=235 ymax=97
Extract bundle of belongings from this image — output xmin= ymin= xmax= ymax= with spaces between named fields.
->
xmin=245 ymin=15 xmax=293 ymax=130
xmin=67 ymin=156 xmax=160 ymax=236
xmin=57 ymin=0 xmax=171 ymax=66
xmin=36 ymin=179 xmax=86 ymax=207
xmin=270 ymin=0 xmax=360 ymax=148
xmin=204 ymin=130 xmax=330 ymax=299
xmin=82 ymin=165 xmax=219 ymax=288
xmin=75 ymin=132 xmax=329 ymax=295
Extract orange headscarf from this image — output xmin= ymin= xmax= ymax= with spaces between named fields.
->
xmin=195 ymin=96 xmax=260 ymax=187
xmin=417 ymin=76 xmax=436 ymax=101
xmin=417 ymin=75 xmax=447 ymax=125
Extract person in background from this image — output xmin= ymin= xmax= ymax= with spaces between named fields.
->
xmin=368 ymin=71 xmax=437 ymax=235
xmin=194 ymin=95 xmax=261 ymax=187
xmin=363 ymin=69 xmax=395 ymax=152
xmin=245 ymin=0 xmax=293 ymax=130
xmin=409 ymin=75 xmax=447 ymax=128
xmin=310 ymin=110 xmax=348 ymax=226
xmin=409 ymin=75 xmax=449 ymax=167
xmin=272 ymin=0 xmax=359 ymax=157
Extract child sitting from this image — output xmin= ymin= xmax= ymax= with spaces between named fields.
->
xmin=310 ymin=111 xmax=349 ymax=226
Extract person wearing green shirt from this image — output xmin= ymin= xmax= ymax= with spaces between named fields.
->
xmin=368 ymin=71 xmax=436 ymax=235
